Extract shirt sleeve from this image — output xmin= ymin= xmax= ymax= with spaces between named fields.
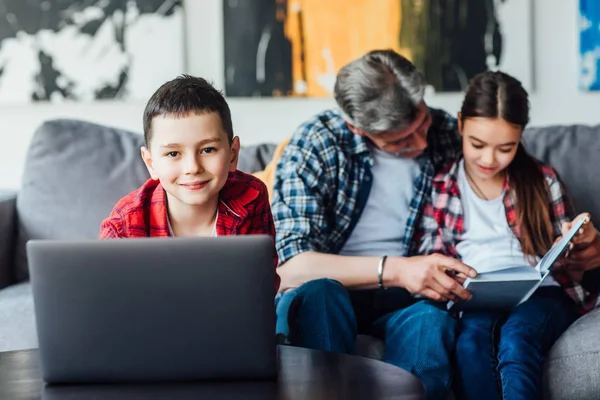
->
xmin=271 ymin=124 xmax=334 ymax=265
xmin=99 ymin=214 xmax=124 ymax=239
xmin=246 ymin=181 xmax=280 ymax=292
xmin=427 ymin=109 xmax=462 ymax=167
xmin=416 ymin=191 xmax=449 ymax=256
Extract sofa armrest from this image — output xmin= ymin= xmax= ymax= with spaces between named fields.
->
xmin=0 ymin=191 xmax=17 ymax=290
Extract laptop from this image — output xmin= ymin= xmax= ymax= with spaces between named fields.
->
xmin=26 ymin=235 xmax=277 ymax=384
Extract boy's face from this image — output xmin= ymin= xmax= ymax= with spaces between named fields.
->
xmin=141 ymin=112 xmax=239 ymax=210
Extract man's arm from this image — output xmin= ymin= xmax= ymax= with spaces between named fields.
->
xmin=272 ymin=124 xmax=475 ymax=301
xmin=278 ymin=251 xmax=476 ymax=302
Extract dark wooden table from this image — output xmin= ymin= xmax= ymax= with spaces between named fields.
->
xmin=0 ymin=345 xmax=424 ymax=399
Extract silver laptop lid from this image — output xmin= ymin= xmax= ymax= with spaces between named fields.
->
xmin=27 ymin=235 xmax=276 ymax=383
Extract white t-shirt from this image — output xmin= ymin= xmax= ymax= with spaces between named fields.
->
xmin=340 ymin=145 xmax=420 ymax=257
xmin=167 ymin=211 xmax=218 ymax=237
xmin=455 ymin=160 xmax=558 ymax=286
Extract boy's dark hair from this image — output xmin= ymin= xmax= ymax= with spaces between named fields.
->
xmin=143 ymin=75 xmax=234 ymax=146
xmin=461 ymin=71 xmax=554 ymax=260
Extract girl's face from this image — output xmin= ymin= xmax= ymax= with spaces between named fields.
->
xmin=459 ymin=116 xmax=522 ymax=181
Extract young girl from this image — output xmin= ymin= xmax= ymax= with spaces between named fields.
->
xmin=417 ymin=71 xmax=599 ymax=400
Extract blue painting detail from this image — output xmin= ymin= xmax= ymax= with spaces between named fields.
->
xmin=580 ymin=0 xmax=600 ymax=90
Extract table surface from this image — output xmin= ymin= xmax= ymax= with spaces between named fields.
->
xmin=0 ymin=345 xmax=424 ymax=400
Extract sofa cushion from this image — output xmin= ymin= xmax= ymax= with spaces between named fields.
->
xmin=237 ymin=143 xmax=277 ymax=174
xmin=0 ymin=282 xmax=37 ymax=352
xmin=543 ymin=308 xmax=600 ymax=400
xmin=14 ymin=120 xmax=149 ymax=281
xmin=0 ymin=191 xmax=17 ymax=289
xmin=523 ymin=125 xmax=600 ymax=221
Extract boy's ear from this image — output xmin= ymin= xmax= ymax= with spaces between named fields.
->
xmin=228 ymin=136 xmax=241 ymax=172
xmin=457 ymin=113 xmax=464 ymax=137
xmin=141 ymin=146 xmax=159 ymax=180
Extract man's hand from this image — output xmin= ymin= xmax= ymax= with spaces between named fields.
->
xmin=558 ymin=213 xmax=600 ymax=273
xmin=562 ymin=213 xmax=596 ymax=250
xmin=386 ymin=254 xmax=477 ymax=302
xmin=563 ymin=235 xmax=600 ymax=272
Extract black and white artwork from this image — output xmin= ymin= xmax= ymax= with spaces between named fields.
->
xmin=0 ymin=0 xmax=184 ymax=104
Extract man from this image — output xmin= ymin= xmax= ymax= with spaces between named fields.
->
xmin=271 ymin=49 xmax=474 ymax=399
xmin=271 ymin=49 xmax=600 ymax=399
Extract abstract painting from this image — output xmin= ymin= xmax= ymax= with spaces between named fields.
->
xmin=223 ymin=0 xmax=533 ymax=97
xmin=580 ymin=0 xmax=600 ymax=91
xmin=0 ymin=0 xmax=184 ymax=104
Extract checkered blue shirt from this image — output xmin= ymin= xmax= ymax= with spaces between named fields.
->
xmin=272 ymin=107 xmax=462 ymax=265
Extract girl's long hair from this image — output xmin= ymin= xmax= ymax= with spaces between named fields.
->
xmin=460 ymin=71 xmax=554 ymax=258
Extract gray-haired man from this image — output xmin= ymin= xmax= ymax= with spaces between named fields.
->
xmin=271 ymin=49 xmax=477 ymax=399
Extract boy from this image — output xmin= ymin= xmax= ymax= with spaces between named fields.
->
xmin=99 ymin=75 xmax=279 ymax=290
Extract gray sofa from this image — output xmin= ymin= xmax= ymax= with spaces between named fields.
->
xmin=1 ymin=119 xmax=599 ymax=399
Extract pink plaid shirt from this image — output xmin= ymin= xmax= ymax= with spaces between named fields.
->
xmin=417 ymin=158 xmax=599 ymax=314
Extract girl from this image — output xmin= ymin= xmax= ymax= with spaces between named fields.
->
xmin=417 ymin=71 xmax=599 ymax=400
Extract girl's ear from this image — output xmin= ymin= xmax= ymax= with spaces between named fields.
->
xmin=457 ymin=113 xmax=464 ymax=137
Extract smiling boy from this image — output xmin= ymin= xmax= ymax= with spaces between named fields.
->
xmin=100 ymin=75 xmax=279 ymax=290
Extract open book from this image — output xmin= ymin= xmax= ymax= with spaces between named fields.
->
xmin=448 ymin=216 xmax=589 ymax=312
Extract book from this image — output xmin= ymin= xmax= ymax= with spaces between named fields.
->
xmin=448 ymin=216 xmax=589 ymax=312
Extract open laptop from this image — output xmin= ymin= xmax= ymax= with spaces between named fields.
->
xmin=26 ymin=235 xmax=277 ymax=384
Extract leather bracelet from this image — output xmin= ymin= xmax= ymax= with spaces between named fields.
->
xmin=378 ymin=255 xmax=388 ymax=290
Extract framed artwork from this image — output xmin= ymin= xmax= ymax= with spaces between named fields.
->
xmin=580 ymin=0 xmax=600 ymax=91
xmin=0 ymin=0 xmax=185 ymax=104
xmin=223 ymin=0 xmax=533 ymax=97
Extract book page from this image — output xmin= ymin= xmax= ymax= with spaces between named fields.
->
xmin=469 ymin=266 xmax=540 ymax=282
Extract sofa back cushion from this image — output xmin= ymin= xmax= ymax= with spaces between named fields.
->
xmin=523 ymin=124 xmax=600 ymax=223
xmin=12 ymin=119 xmax=600 ymax=281
xmin=14 ymin=120 xmax=149 ymax=281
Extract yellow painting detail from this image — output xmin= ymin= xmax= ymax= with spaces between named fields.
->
xmin=283 ymin=0 xmax=413 ymax=97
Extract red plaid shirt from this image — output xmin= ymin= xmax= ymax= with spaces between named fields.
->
xmin=417 ymin=158 xmax=599 ymax=314
xmin=99 ymin=170 xmax=280 ymax=291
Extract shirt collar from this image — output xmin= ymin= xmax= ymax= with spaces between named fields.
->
xmin=151 ymin=171 xmax=259 ymax=233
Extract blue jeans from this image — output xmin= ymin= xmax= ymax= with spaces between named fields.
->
xmin=454 ymin=286 xmax=578 ymax=400
xmin=275 ymin=278 xmax=457 ymax=400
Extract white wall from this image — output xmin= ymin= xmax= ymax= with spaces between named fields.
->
xmin=1 ymin=0 xmax=599 ymax=190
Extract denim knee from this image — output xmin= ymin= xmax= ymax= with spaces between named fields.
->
xmin=294 ymin=278 xmax=346 ymax=299
xmin=382 ymin=300 xmax=457 ymax=343
xmin=275 ymin=278 xmax=349 ymax=338
xmin=456 ymin=326 xmax=481 ymax=356
xmin=497 ymin=321 xmax=539 ymax=359
xmin=277 ymin=278 xmax=356 ymax=352
xmin=402 ymin=301 xmax=456 ymax=330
